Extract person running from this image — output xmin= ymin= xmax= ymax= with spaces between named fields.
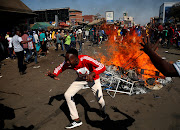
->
xmin=47 ymin=48 xmax=107 ymax=129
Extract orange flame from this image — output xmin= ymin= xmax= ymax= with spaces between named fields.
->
xmin=95 ymin=24 xmax=164 ymax=80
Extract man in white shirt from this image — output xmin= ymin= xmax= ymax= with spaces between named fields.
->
xmin=33 ymin=31 xmax=39 ymax=44
xmin=85 ymin=30 xmax=89 ymax=41
xmin=12 ymin=30 xmax=31 ymax=75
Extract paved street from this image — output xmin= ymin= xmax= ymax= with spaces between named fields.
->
xmin=0 ymin=41 xmax=180 ymax=130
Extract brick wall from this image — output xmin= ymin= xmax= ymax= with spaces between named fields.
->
xmin=69 ymin=11 xmax=82 ymax=23
xmin=83 ymin=15 xmax=95 ymax=23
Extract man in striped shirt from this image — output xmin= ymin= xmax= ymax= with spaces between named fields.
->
xmin=47 ymin=48 xmax=107 ymax=129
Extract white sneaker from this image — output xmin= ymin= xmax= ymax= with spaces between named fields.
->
xmin=65 ymin=120 xmax=82 ymax=129
xmin=82 ymin=85 xmax=90 ymax=89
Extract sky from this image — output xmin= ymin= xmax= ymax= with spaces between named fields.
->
xmin=21 ymin=0 xmax=180 ymax=25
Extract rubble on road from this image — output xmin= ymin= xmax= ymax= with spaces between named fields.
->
xmin=100 ymin=65 xmax=172 ymax=97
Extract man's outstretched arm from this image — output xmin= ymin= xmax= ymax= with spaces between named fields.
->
xmin=46 ymin=61 xmax=68 ymax=80
xmin=46 ymin=71 xmax=60 ymax=80
xmin=140 ymin=38 xmax=179 ymax=77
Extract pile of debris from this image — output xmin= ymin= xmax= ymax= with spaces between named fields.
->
xmin=100 ymin=65 xmax=172 ymax=98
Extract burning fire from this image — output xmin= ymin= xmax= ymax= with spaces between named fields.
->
xmin=96 ymin=24 xmax=164 ymax=80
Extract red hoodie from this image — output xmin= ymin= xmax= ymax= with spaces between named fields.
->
xmin=53 ymin=55 xmax=106 ymax=80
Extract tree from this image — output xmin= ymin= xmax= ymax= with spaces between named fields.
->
xmin=95 ymin=13 xmax=101 ymax=20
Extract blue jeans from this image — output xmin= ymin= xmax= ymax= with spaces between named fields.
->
xmin=77 ymin=41 xmax=82 ymax=52
xmin=24 ymin=48 xmax=29 ymax=58
xmin=25 ymin=49 xmax=37 ymax=63
xmin=61 ymin=41 xmax=64 ymax=50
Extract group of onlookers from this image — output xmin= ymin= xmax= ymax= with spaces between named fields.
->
xmin=52 ymin=29 xmax=83 ymax=52
xmin=110 ymin=23 xmax=180 ymax=49
xmin=1 ymin=29 xmax=49 ymax=75
xmin=0 ymin=27 xmax=90 ymax=75
xmin=51 ymin=26 xmax=107 ymax=53
xmin=140 ymin=23 xmax=180 ymax=49
xmin=1 ymin=22 xmax=179 ymax=75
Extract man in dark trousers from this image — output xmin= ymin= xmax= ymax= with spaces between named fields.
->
xmin=12 ymin=30 xmax=31 ymax=75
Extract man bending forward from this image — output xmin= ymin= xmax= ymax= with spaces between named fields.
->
xmin=47 ymin=48 xmax=106 ymax=129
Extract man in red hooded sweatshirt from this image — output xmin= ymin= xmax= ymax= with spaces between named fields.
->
xmin=47 ymin=48 xmax=107 ymax=129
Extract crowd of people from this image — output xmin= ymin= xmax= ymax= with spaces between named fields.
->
xmin=138 ymin=23 xmax=180 ymax=49
xmin=0 ymin=22 xmax=179 ymax=76
xmin=104 ymin=22 xmax=180 ymax=50
xmin=0 ymin=21 xmax=180 ymax=129
xmin=0 ymin=25 xmax=109 ymax=75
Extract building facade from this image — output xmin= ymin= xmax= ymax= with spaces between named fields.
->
xmin=159 ymin=2 xmax=178 ymax=24
xmin=0 ymin=0 xmax=35 ymax=32
xmin=83 ymin=15 xmax=95 ymax=23
xmin=123 ymin=12 xmax=134 ymax=27
xmin=33 ymin=8 xmax=69 ymax=22
xmin=69 ymin=9 xmax=82 ymax=25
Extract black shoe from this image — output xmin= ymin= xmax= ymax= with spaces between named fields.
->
xmin=100 ymin=110 xmax=108 ymax=119
xmin=102 ymin=113 xmax=109 ymax=120
xmin=61 ymin=54 xmax=65 ymax=57
xmin=24 ymin=61 xmax=29 ymax=64
xmin=20 ymin=72 xmax=26 ymax=75
xmin=65 ymin=120 xmax=82 ymax=129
